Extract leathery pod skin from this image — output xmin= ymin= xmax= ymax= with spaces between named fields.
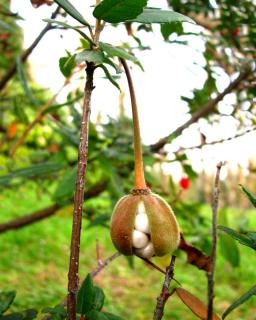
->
xmin=110 ymin=190 xmax=180 ymax=258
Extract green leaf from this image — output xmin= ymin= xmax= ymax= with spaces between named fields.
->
xmin=130 ymin=8 xmax=195 ymax=24
xmin=93 ymin=0 xmax=147 ymax=23
xmin=240 ymin=185 xmax=256 ymax=208
xmin=98 ymin=65 xmax=120 ymax=90
xmin=53 ymin=166 xmax=76 ymax=200
xmin=42 ymin=305 xmax=66 ymax=320
xmin=222 ymin=285 xmax=256 ymax=319
xmin=0 ymin=163 xmax=65 ymax=186
xmin=21 ymin=309 xmax=38 ymax=320
xmin=53 ymin=0 xmax=90 ymax=26
xmin=100 ymin=42 xmax=141 ymax=67
xmin=219 ymin=233 xmax=240 ymax=267
xmin=13 ymin=99 xmax=29 ymax=124
xmin=0 ymin=291 xmax=16 ymax=315
xmin=43 ymin=19 xmax=93 ymax=43
xmin=0 ymin=313 xmax=23 ymax=320
xmin=59 ymin=55 xmax=76 ymax=77
xmin=92 ymin=287 xmax=105 ymax=311
xmin=75 ymin=49 xmax=105 ymax=65
xmin=16 ymin=57 xmax=37 ymax=105
xmin=161 ymin=21 xmax=183 ymax=40
xmin=87 ymin=310 xmax=109 ymax=320
xmin=218 ymin=226 xmax=256 ymax=250
xmin=102 ymin=313 xmax=124 ymax=320
xmin=76 ymin=274 xmax=94 ymax=315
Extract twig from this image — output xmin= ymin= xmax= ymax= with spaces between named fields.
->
xmin=207 ymin=162 xmax=224 ymax=320
xmin=150 ymin=66 xmax=253 ymax=152
xmin=0 ymin=180 xmax=108 ymax=234
xmin=139 ymin=257 xmax=166 ymax=275
xmin=0 ymin=204 xmax=60 ymax=234
xmin=0 ymin=6 xmax=60 ymax=92
xmin=90 ymin=252 xmax=121 ymax=278
xmin=179 ymin=126 xmax=256 ymax=151
xmin=67 ymin=63 xmax=95 ymax=320
xmin=153 ymin=256 xmax=176 ymax=320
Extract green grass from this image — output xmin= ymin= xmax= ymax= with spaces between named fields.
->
xmin=1 ymin=185 xmax=256 ymax=319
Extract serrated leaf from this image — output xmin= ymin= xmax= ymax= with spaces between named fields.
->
xmin=240 ymin=185 xmax=256 ymax=208
xmin=98 ymin=64 xmax=120 ymax=90
xmin=53 ymin=0 xmax=90 ymax=26
xmin=102 ymin=313 xmax=124 ymax=320
xmin=75 ymin=50 xmax=105 ymax=65
xmin=86 ymin=310 xmax=109 ymax=320
xmin=130 ymin=8 xmax=195 ymax=24
xmin=176 ymin=288 xmax=220 ymax=320
xmin=92 ymin=287 xmax=105 ymax=311
xmin=218 ymin=226 xmax=256 ymax=250
xmin=222 ymin=285 xmax=256 ymax=319
xmin=76 ymin=274 xmax=94 ymax=315
xmin=93 ymin=0 xmax=147 ymax=23
xmin=0 ymin=291 xmax=16 ymax=315
xmin=219 ymin=233 xmax=240 ymax=267
xmin=59 ymin=55 xmax=76 ymax=77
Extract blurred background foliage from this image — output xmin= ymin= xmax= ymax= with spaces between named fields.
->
xmin=0 ymin=0 xmax=256 ymax=319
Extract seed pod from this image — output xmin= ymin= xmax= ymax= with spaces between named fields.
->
xmin=110 ymin=189 xmax=180 ymax=258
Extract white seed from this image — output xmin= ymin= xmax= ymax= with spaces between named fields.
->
xmin=134 ymin=213 xmax=150 ymax=234
xmin=137 ymin=201 xmax=146 ymax=214
xmin=132 ymin=230 xmax=149 ymax=248
xmin=135 ymin=242 xmax=155 ymax=259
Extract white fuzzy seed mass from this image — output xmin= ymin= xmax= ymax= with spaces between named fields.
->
xmin=132 ymin=230 xmax=149 ymax=248
xmin=135 ymin=242 xmax=155 ymax=259
xmin=134 ymin=213 xmax=150 ymax=234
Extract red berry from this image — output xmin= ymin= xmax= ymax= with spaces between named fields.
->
xmin=179 ymin=177 xmax=190 ymax=190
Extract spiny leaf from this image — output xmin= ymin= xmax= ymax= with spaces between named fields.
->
xmin=222 ymin=285 xmax=256 ymax=319
xmin=218 ymin=225 xmax=256 ymax=250
xmin=53 ymin=0 xmax=90 ymax=26
xmin=129 ymin=8 xmax=195 ymax=24
xmin=93 ymin=0 xmax=147 ymax=23
xmin=240 ymin=185 xmax=256 ymax=208
xmin=176 ymin=287 xmax=220 ymax=320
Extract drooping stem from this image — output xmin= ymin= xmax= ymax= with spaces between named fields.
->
xmin=120 ymin=59 xmax=146 ymax=189
xmin=67 ymin=63 xmax=95 ymax=320
xmin=207 ymin=161 xmax=224 ymax=320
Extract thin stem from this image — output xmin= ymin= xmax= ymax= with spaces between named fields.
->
xmin=67 ymin=63 xmax=95 ymax=320
xmin=120 ymin=58 xmax=146 ymax=189
xmin=0 ymin=6 xmax=60 ymax=92
xmin=153 ymin=256 xmax=176 ymax=320
xmin=207 ymin=161 xmax=224 ymax=320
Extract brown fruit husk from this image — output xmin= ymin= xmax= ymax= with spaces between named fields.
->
xmin=110 ymin=191 xmax=180 ymax=257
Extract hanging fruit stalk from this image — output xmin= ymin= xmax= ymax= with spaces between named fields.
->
xmin=110 ymin=59 xmax=180 ymax=259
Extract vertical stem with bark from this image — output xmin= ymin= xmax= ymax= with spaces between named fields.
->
xmin=207 ymin=162 xmax=224 ymax=320
xmin=120 ymin=58 xmax=146 ymax=189
xmin=67 ymin=63 xmax=95 ymax=320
